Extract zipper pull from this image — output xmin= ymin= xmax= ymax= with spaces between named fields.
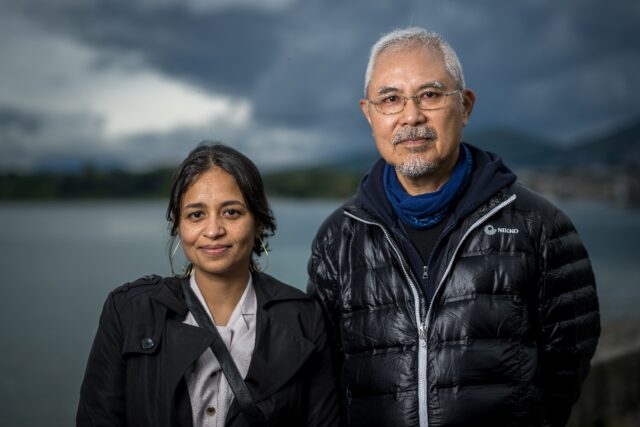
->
xmin=422 ymin=265 xmax=428 ymax=280
xmin=418 ymin=320 xmax=428 ymax=346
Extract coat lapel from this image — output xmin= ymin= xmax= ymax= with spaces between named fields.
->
xmin=151 ymin=278 xmax=214 ymax=398
xmin=244 ymin=307 xmax=315 ymax=402
xmin=163 ymin=319 xmax=213 ymax=394
xmin=225 ymin=273 xmax=316 ymax=423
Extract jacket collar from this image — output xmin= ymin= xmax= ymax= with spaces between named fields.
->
xmin=354 ymin=142 xmax=517 ymax=230
xmin=150 ymin=276 xmax=189 ymax=316
xmin=149 ymin=272 xmax=309 ymax=315
xmin=149 ymin=272 xmax=315 ymax=421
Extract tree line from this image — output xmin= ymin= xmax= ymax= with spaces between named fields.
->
xmin=0 ymin=165 xmax=362 ymax=200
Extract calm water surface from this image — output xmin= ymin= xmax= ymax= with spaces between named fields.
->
xmin=0 ymin=198 xmax=637 ymax=426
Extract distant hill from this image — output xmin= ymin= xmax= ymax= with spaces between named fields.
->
xmin=322 ymin=116 xmax=640 ymax=173
xmin=567 ymin=118 xmax=640 ymax=167
xmin=2 ymin=117 xmax=638 ymax=200
xmin=465 ymin=128 xmax=562 ymax=168
xmin=468 ymin=118 xmax=640 ymax=168
xmin=313 ymin=128 xmax=565 ymax=174
xmin=263 ymin=167 xmax=361 ymax=199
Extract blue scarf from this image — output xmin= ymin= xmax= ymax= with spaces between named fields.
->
xmin=384 ymin=144 xmax=473 ymax=229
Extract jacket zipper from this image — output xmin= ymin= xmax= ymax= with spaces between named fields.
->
xmin=424 ymin=193 xmax=518 ymax=335
xmin=344 ymin=211 xmax=429 ymax=427
xmin=345 ymin=193 xmax=515 ymax=426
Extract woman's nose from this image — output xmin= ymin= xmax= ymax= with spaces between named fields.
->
xmin=203 ymin=218 xmax=224 ymax=238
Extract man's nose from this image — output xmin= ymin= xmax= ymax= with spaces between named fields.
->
xmin=399 ymin=97 xmax=427 ymax=126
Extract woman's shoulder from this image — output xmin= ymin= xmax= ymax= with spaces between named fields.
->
xmin=253 ymin=272 xmax=310 ymax=304
xmin=107 ymin=274 xmax=180 ymax=310
xmin=253 ymin=273 xmax=324 ymax=317
xmin=254 ymin=272 xmax=305 ymax=292
xmin=254 ymin=273 xmax=326 ymax=337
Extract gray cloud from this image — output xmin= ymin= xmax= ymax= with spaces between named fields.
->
xmin=0 ymin=105 xmax=115 ymax=171
xmin=1 ymin=0 xmax=639 ymax=171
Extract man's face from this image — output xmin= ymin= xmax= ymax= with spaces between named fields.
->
xmin=360 ymin=45 xmax=475 ymax=191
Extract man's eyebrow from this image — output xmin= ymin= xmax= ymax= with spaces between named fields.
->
xmin=417 ymin=81 xmax=446 ymax=90
xmin=375 ymin=81 xmax=446 ymax=96
xmin=376 ymin=86 xmax=400 ymax=95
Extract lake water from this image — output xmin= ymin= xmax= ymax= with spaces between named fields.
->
xmin=1 ymin=198 xmax=638 ymax=426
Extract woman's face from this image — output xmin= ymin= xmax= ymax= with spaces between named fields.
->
xmin=178 ymin=167 xmax=257 ymax=282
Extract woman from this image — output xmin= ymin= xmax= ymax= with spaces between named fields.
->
xmin=77 ymin=142 xmax=339 ymax=426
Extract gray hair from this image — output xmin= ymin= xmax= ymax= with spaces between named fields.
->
xmin=363 ymin=27 xmax=465 ymax=97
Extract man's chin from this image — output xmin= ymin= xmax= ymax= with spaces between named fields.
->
xmin=395 ymin=157 xmax=439 ymax=178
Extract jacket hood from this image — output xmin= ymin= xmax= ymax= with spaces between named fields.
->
xmin=356 ymin=142 xmax=517 ymax=228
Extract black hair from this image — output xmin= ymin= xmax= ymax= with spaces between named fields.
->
xmin=166 ymin=141 xmax=276 ymax=274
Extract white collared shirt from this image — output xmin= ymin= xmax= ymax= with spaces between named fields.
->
xmin=183 ymin=274 xmax=257 ymax=427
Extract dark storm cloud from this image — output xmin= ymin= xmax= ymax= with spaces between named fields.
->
xmin=2 ymin=0 xmax=639 ymax=171
xmin=0 ymin=106 xmax=43 ymax=134
xmin=442 ymin=0 xmax=640 ymax=137
xmin=9 ymin=0 xmax=284 ymax=94
xmin=12 ymin=0 xmax=640 ymax=135
xmin=0 ymin=105 xmax=114 ymax=171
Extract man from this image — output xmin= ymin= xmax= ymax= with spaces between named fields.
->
xmin=307 ymin=27 xmax=600 ymax=427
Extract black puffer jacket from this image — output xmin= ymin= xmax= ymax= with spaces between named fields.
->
xmin=307 ymin=144 xmax=600 ymax=427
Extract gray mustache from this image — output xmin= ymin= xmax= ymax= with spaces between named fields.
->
xmin=392 ymin=127 xmax=437 ymax=145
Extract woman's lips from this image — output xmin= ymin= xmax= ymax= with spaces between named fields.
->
xmin=199 ymin=244 xmax=231 ymax=256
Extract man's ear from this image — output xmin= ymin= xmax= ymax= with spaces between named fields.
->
xmin=359 ymin=99 xmax=373 ymax=127
xmin=461 ymin=89 xmax=476 ymax=127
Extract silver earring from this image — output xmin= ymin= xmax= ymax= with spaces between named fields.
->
xmin=171 ymin=240 xmax=181 ymax=259
xmin=254 ymin=237 xmax=269 ymax=272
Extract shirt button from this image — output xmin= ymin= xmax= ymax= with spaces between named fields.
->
xmin=141 ymin=337 xmax=154 ymax=349
xmin=206 ymin=407 xmax=216 ymax=416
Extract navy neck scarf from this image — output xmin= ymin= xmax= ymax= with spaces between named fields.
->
xmin=383 ymin=144 xmax=473 ymax=229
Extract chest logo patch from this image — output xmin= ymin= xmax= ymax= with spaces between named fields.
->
xmin=484 ymin=224 xmax=519 ymax=235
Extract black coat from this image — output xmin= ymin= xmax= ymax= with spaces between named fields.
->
xmin=308 ymin=146 xmax=600 ymax=427
xmin=77 ymin=272 xmax=339 ymax=426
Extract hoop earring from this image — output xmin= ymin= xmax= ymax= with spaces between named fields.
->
xmin=171 ymin=240 xmax=181 ymax=259
xmin=259 ymin=237 xmax=269 ymax=272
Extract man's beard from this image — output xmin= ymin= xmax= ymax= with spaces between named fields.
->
xmin=394 ymin=147 xmax=439 ymax=178
xmin=392 ymin=126 xmax=439 ymax=178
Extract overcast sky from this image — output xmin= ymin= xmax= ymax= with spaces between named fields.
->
xmin=1 ymin=0 xmax=639 ymax=171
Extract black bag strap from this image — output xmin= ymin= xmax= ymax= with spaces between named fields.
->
xmin=182 ymin=279 xmax=267 ymax=427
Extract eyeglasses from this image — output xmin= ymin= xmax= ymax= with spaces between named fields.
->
xmin=367 ymin=89 xmax=461 ymax=115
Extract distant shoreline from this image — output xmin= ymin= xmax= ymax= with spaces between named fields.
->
xmin=1 ymin=166 xmax=638 ymax=208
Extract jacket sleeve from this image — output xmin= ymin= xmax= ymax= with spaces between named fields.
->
xmin=307 ymin=221 xmax=347 ymax=426
xmin=307 ymin=222 xmax=344 ymax=366
xmin=537 ymin=209 xmax=600 ymax=427
xmin=304 ymin=300 xmax=341 ymax=427
xmin=76 ymin=292 xmax=126 ymax=426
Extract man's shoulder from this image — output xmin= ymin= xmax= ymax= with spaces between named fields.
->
xmin=510 ymin=182 xmax=563 ymax=214
xmin=314 ymin=196 xmax=357 ymax=235
xmin=505 ymin=182 xmax=580 ymax=231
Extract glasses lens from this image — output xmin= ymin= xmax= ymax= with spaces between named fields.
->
xmin=374 ymin=95 xmax=404 ymax=114
xmin=417 ymin=91 xmax=445 ymax=110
